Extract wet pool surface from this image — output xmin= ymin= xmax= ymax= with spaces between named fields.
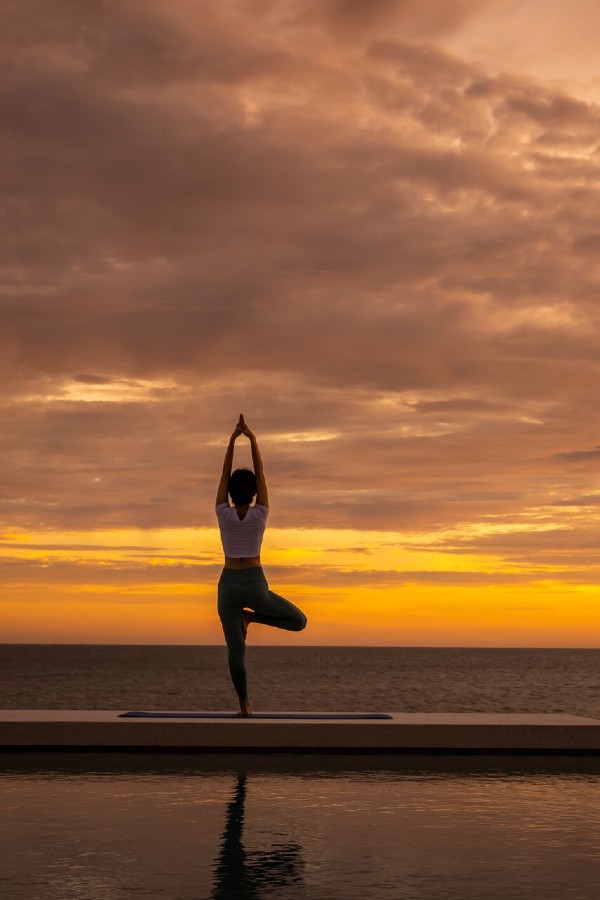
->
xmin=1 ymin=756 xmax=599 ymax=899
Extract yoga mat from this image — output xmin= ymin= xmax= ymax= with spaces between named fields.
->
xmin=119 ymin=711 xmax=392 ymax=720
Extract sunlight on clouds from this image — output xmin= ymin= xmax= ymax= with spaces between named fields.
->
xmin=64 ymin=377 xmax=181 ymax=403
xmin=489 ymin=303 xmax=583 ymax=333
xmin=21 ymin=378 xmax=181 ymax=404
xmin=0 ymin=526 xmax=222 ymax=566
xmin=438 ymin=518 xmax=561 ymax=541
xmin=239 ymin=88 xmax=270 ymax=128
xmin=265 ymin=431 xmax=341 ymax=443
xmin=104 ymin=254 xmax=136 ymax=272
xmin=0 ymin=532 xmax=32 ymax=543
xmin=266 ymin=527 xmax=505 ymax=574
xmin=1 ymin=520 xmax=591 ymax=582
xmin=2 ymin=518 xmax=599 ymax=644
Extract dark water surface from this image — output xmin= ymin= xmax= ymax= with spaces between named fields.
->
xmin=1 ymin=644 xmax=599 ymax=716
xmin=1 ymin=758 xmax=600 ymax=900
xmin=2 ymin=646 xmax=599 ymax=899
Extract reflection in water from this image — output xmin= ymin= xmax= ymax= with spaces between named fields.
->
xmin=211 ymin=773 xmax=305 ymax=899
xmin=2 ymin=764 xmax=600 ymax=899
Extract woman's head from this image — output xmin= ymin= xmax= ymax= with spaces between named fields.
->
xmin=228 ymin=468 xmax=257 ymax=505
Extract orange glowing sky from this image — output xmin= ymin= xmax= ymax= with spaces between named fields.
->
xmin=2 ymin=0 xmax=599 ymax=646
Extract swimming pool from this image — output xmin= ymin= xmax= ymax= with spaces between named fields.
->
xmin=1 ymin=755 xmax=599 ymax=899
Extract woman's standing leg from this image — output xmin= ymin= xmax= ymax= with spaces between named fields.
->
xmin=218 ymin=580 xmax=250 ymax=715
xmin=217 ymin=569 xmax=307 ymax=715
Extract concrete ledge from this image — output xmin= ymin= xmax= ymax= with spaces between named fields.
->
xmin=1 ymin=711 xmax=600 ymax=753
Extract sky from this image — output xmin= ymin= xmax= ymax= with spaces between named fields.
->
xmin=2 ymin=0 xmax=599 ymax=646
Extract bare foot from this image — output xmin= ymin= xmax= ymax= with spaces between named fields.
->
xmin=236 ymin=700 xmax=251 ymax=717
xmin=241 ymin=610 xmax=252 ymax=640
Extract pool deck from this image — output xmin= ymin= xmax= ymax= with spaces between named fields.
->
xmin=1 ymin=711 xmax=600 ymax=753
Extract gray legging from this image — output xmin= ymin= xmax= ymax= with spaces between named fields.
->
xmin=217 ymin=566 xmax=307 ymax=704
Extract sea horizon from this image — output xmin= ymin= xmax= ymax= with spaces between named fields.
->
xmin=2 ymin=641 xmax=599 ymax=650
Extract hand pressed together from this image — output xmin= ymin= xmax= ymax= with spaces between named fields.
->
xmin=233 ymin=413 xmax=255 ymax=441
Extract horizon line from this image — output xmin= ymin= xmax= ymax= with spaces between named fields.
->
xmin=1 ymin=642 xmax=599 ymax=650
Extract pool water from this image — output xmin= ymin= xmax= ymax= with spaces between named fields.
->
xmin=1 ymin=756 xmax=599 ymax=899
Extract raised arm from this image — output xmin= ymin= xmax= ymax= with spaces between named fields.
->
xmin=216 ymin=419 xmax=243 ymax=506
xmin=239 ymin=416 xmax=269 ymax=507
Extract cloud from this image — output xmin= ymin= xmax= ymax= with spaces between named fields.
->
xmin=553 ymin=447 xmax=600 ymax=463
xmin=0 ymin=0 xmax=599 ymax=594
xmin=447 ymin=0 xmax=600 ymax=95
xmin=2 ymin=553 xmax=598 ymax=590
xmin=296 ymin=0 xmax=510 ymax=41
xmin=428 ymin=525 xmax=600 ymax=573
xmin=549 ymin=495 xmax=600 ymax=507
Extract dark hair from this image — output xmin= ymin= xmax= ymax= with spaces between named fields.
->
xmin=228 ymin=468 xmax=257 ymax=505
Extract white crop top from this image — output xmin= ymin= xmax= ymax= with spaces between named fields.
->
xmin=216 ymin=503 xmax=269 ymax=558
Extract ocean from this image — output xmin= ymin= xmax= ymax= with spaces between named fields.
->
xmin=1 ymin=644 xmax=599 ymax=717
xmin=2 ymin=645 xmax=599 ymax=900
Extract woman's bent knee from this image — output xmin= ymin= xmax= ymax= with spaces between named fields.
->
xmin=294 ymin=612 xmax=307 ymax=632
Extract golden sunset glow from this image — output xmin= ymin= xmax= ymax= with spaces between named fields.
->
xmin=2 ymin=515 xmax=599 ymax=644
xmin=2 ymin=1 xmax=600 ymax=645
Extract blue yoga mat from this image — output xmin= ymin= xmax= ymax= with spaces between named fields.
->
xmin=119 ymin=711 xmax=392 ymax=720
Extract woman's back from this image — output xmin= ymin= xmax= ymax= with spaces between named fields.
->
xmin=216 ymin=502 xmax=269 ymax=559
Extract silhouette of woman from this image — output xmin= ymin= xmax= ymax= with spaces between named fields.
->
xmin=216 ymin=415 xmax=307 ymax=715
xmin=211 ymin=773 xmax=305 ymax=898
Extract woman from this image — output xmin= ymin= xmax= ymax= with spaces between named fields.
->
xmin=216 ymin=414 xmax=307 ymax=716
